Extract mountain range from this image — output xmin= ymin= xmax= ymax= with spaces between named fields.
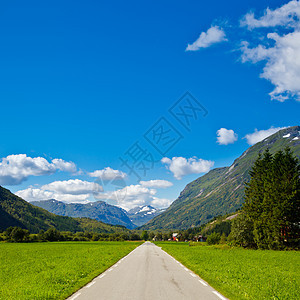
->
xmin=0 ymin=185 xmax=131 ymax=234
xmin=31 ymin=199 xmax=136 ymax=229
xmin=1 ymin=126 xmax=299 ymax=233
xmin=30 ymin=201 xmax=164 ymax=228
xmin=141 ymin=126 xmax=300 ymax=230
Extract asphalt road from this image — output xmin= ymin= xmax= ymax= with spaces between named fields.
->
xmin=68 ymin=242 xmax=227 ymax=300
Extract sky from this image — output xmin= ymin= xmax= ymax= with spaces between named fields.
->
xmin=0 ymin=0 xmax=299 ymax=210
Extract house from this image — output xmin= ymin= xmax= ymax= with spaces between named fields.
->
xmin=172 ymin=233 xmax=181 ymax=241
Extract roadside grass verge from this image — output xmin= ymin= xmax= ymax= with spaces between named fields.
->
xmin=0 ymin=241 xmax=141 ymax=300
xmin=155 ymin=242 xmax=300 ymax=300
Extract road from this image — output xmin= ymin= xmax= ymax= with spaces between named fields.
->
xmin=68 ymin=242 xmax=227 ymax=300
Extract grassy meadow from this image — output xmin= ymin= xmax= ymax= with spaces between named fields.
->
xmin=0 ymin=241 xmax=141 ymax=300
xmin=156 ymin=242 xmax=300 ymax=300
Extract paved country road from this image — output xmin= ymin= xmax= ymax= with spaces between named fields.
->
xmin=68 ymin=242 xmax=228 ymax=300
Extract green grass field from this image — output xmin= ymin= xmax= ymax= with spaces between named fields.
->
xmin=0 ymin=241 xmax=141 ymax=300
xmin=156 ymin=242 xmax=300 ymax=300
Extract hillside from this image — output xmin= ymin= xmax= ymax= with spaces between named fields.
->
xmin=142 ymin=126 xmax=300 ymax=230
xmin=127 ymin=205 xmax=164 ymax=227
xmin=31 ymin=199 xmax=136 ymax=229
xmin=0 ymin=186 xmax=131 ymax=234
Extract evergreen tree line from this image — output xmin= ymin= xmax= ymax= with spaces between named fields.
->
xmin=230 ymin=147 xmax=300 ymax=249
xmin=0 ymin=227 xmax=142 ymax=242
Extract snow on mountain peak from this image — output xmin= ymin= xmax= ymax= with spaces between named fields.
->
xmin=139 ymin=206 xmax=152 ymax=213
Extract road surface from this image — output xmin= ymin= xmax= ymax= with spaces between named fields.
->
xmin=68 ymin=242 xmax=227 ymax=300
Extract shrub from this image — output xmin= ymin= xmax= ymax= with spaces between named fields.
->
xmin=207 ymin=232 xmax=221 ymax=245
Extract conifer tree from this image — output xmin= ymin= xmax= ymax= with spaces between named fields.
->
xmin=238 ymin=147 xmax=300 ymax=249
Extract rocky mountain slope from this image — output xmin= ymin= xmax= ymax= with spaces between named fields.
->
xmin=141 ymin=126 xmax=300 ymax=230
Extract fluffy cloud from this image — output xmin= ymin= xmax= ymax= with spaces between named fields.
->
xmin=151 ymin=197 xmax=172 ymax=208
xmin=240 ymin=1 xmax=300 ymax=101
xmin=88 ymin=167 xmax=127 ymax=181
xmin=139 ymin=180 xmax=173 ymax=189
xmin=0 ymin=154 xmax=76 ymax=185
xmin=186 ymin=26 xmax=227 ymax=51
xmin=161 ymin=156 xmax=214 ymax=180
xmin=51 ymin=159 xmax=76 ymax=173
xmin=42 ymin=179 xmax=103 ymax=195
xmin=216 ymin=128 xmax=238 ymax=145
xmin=240 ymin=0 xmax=300 ymax=29
xmin=16 ymin=176 xmax=172 ymax=209
xmin=16 ymin=179 xmax=103 ymax=203
xmin=241 ymin=31 xmax=300 ymax=101
xmin=244 ymin=126 xmax=287 ymax=145
xmin=16 ymin=188 xmax=90 ymax=203
xmin=95 ymin=184 xmax=172 ymax=211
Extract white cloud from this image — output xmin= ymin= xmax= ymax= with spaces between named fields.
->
xmin=0 ymin=154 xmax=76 ymax=186
xmin=42 ymin=179 xmax=103 ymax=195
xmin=240 ymin=1 xmax=300 ymax=101
xmin=51 ymin=159 xmax=76 ymax=173
xmin=151 ymin=197 xmax=172 ymax=208
xmin=186 ymin=26 xmax=227 ymax=51
xmin=16 ymin=188 xmax=91 ymax=203
xmin=95 ymin=184 xmax=172 ymax=211
xmin=241 ymin=31 xmax=300 ymax=101
xmin=16 ymin=179 xmax=103 ymax=203
xmin=139 ymin=180 xmax=173 ymax=189
xmin=161 ymin=156 xmax=214 ymax=180
xmin=88 ymin=167 xmax=127 ymax=181
xmin=17 ymin=188 xmax=55 ymax=202
xmin=16 ymin=177 xmax=172 ymax=210
xmin=216 ymin=128 xmax=238 ymax=145
xmin=240 ymin=0 xmax=300 ymax=29
xmin=244 ymin=126 xmax=287 ymax=145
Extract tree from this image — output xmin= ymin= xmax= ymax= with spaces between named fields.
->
xmin=156 ymin=232 xmax=162 ymax=241
xmin=228 ymin=212 xmax=255 ymax=248
xmin=149 ymin=232 xmax=155 ymax=241
xmin=130 ymin=233 xmax=141 ymax=240
xmin=220 ymin=233 xmax=227 ymax=244
xmin=238 ymin=147 xmax=300 ymax=249
xmin=162 ymin=233 xmax=169 ymax=241
xmin=38 ymin=229 xmax=46 ymax=241
xmin=44 ymin=228 xmax=62 ymax=241
xmin=10 ymin=227 xmax=29 ymax=242
xmin=264 ymin=148 xmax=300 ymax=248
xmin=206 ymin=232 xmax=221 ymax=245
xmin=141 ymin=230 xmax=149 ymax=241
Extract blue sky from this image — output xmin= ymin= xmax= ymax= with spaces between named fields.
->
xmin=0 ymin=0 xmax=299 ymax=210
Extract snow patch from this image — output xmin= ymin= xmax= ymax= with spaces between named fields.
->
xmin=146 ymin=209 xmax=156 ymax=215
xmin=283 ymin=133 xmax=291 ymax=138
xmin=292 ymin=137 xmax=299 ymax=141
xmin=139 ymin=206 xmax=151 ymax=213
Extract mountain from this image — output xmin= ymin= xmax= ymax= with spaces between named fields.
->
xmin=141 ymin=126 xmax=300 ymax=230
xmin=126 ymin=205 xmax=164 ymax=227
xmin=0 ymin=185 xmax=81 ymax=233
xmin=31 ymin=199 xmax=136 ymax=229
xmin=0 ymin=186 xmax=131 ymax=234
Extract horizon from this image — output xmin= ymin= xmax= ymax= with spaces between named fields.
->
xmin=0 ymin=0 xmax=299 ymax=211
